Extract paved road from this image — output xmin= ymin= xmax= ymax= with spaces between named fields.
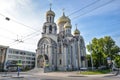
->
xmin=0 ymin=72 xmax=120 ymax=80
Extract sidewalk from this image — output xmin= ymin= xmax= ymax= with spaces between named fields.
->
xmin=32 ymin=71 xmax=115 ymax=77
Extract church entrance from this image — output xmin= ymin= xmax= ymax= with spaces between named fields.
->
xmin=37 ymin=55 xmax=49 ymax=68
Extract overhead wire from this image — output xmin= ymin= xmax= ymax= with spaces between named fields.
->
xmin=68 ymin=0 xmax=100 ymax=17
xmin=0 ymin=12 xmax=42 ymax=45
xmin=0 ymin=12 xmax=42 ymax=32
xmin=71 ymin=0 xmax=114 ymax=20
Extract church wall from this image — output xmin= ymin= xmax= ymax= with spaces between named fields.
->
xmin=58 ymin=23 xmax=66 ymax=33
xmin=71 ymin=43 xmax=77 ymax=70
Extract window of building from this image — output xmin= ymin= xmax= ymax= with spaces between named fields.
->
xmin=9 ymin=50 xmax=12 ymax=53
xmin=16 ymin=51 xmax=19 ymax=54
xmin=59 ymin=59 xmax=62 ymax=65
xmin=44 ymin=26 xmax=46 ymax=33
xmin=49 ymin=25 xmax=52 ymax=33
xmin=50 ymin=16 xmax=51 ymax=22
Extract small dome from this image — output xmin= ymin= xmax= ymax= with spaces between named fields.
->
xmin=64 ymin=22 xmax=72 ymax=28
xmin=74 ymin=28 xmax=80 ymax=34
xmin=57 ymin=13 xmax=71 ymax=24
xmin=46 ymin=9 xmax=55 ymax=16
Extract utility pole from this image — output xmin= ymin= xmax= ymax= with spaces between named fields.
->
xmin=89 ymin=42 xmax=94 ymax=70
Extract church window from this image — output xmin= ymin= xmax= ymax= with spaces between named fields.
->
xmin=44 ymin=44 xmax=45 ymax=54
xmin=50 ymin=16 xmax=51 ymax=22
xmin=41 ymin=46 xmax=43 ymax=53
xmin=44 ymin=27 xmax=46 ymax=33
xmin=59 ymin=59 xmax=62 ymax=65
xmin=44 ymin=44 xmax=45 ymax=49
xmin=49 ymin=25 xmax=52 ymax=33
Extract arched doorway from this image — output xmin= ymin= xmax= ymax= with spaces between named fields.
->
xmin=37 ymin=55 xmax=44 ymax=68
xmin=37 ymin=55 xmax=49 ymax=68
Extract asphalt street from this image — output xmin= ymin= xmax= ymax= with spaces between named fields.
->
xmin=0 ymin=72 xmax=120 ymax=80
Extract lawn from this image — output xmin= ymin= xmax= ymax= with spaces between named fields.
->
xmin=79 ymin=70 xmax=110 ymax=75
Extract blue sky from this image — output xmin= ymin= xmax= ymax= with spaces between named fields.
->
xmin=0 ymin=0 xmax=120 ymax=53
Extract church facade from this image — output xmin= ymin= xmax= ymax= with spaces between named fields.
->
xmin=36 ymin=7 xmax=87 ymax=71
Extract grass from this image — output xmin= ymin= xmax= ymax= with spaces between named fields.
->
xmin=79 ymin=70 xmax=110 ymax=75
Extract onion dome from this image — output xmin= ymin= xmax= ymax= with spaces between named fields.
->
xmin=46 ymin=9 xmax=55 ymax=16
xmin=74 ymin=29 xmax=80 ymax=34
xmin=74 ymin=25 xmax=80 ymax=34
xmin=64 ymin=22 xmax=72 ymax=28
xmin=57 ymin=13 xmax=71 ymax=24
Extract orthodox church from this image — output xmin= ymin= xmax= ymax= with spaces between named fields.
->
xmin=36 ymin=6 xmax=87 ymax=72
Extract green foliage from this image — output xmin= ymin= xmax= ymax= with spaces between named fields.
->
xmin=114 ymin=55 xmax=120 ymax=68
xmin=87 ymin=36 xmax=120 ymax=68
xmin=86 ymin=54 xmax=91 ymax=67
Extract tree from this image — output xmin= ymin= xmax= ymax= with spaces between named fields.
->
xmin=87 ymin=36 xmax=120 ymax=68
xmin=86 ymin=54 xmax=91 ymax=67
xmin=114 ymin=55 xmax=120 ymax=68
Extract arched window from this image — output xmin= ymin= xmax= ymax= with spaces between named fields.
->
xmin=59 ymin=59 xmax=62 ymax=65
xmin=49 ymin=25 xmax=52 ymax=33
xmin=44 ymin=44 xmax=45 ymax=54
xmin=50 ymin=16 xmax=51 ymax=22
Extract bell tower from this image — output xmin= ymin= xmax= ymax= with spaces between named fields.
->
xmin=42 ymin=4 xmax=57 ymax=35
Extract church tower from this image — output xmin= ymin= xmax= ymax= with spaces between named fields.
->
xmin=42 ymin=4 xmax=57 ymax=35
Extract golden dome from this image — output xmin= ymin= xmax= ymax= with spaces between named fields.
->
xmin=57 ymin=13 xmax=71 ymax=24
xmin=46 ymin=9 xmax=55 ymax=16
xmin=64 ymin=22 xmax=72 ymax=28
xmin=74 ymin=28 xmax=80 ymax=34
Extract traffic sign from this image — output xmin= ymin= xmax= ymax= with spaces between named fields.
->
xmin=107 ymin=57 xmax=111 ymax=60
